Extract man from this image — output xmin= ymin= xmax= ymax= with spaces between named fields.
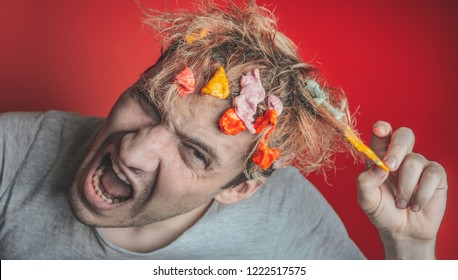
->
xmin=0 ymin=2 xmax=447 ymax=259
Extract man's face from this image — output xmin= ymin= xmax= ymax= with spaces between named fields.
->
xmin=69 ymin=83 xmax=253 ymax=227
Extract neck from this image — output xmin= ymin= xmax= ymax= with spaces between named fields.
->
xmin=98 ymin=201 xmax=212 ymax=253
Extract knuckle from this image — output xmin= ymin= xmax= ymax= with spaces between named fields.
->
xmin=355 ymin=173 xmax=366 ymax=188
xmin=357 ymin=193 xmax=377 ymax=214
xmin=422 ymin=169 xmax=441 ymax=183
xmin=425 ymin=161 xmax=448 ymax=187
xmin=429 ymin=161 xmax=446 ymax=175
xmin=355 ymin=171 xmax=374 ymax=190
xmin=397 ymin=185 xmax=412 ymax=198
xmin=401 ymin=153 xmax=425 ymax=170
xmin=422 ymin=166 xmax=442 ymax=181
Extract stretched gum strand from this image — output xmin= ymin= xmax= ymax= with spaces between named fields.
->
xmin=343 ymin=126 xmax=390 ymax=172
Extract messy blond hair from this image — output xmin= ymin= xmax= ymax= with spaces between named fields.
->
xmin=140 ymin=0 xmax=358 ymax=184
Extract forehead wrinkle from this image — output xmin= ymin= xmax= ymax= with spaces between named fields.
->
xmin=187 ymin=94 xmax=227 ymax=122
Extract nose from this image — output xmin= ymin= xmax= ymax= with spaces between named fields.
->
xmin=119 ymin=125 xmax=173 ymax=173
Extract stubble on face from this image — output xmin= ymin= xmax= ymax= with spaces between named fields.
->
xmin=68 ymin=88 xmax=252 ymax=229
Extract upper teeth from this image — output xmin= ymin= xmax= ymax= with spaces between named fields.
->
xmin=111 ymin=156 xmax=131 ymax=185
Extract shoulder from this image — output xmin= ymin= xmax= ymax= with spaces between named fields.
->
xmin=258 ymin=167 xmax=329 ymax=212
xmin=34 ymin=110 xmax=102 ymax=129
xmin=0 ymin=111 xmax=45 ymax=134
xmin=178 ymin=167 xmax=364 ymax=259
xmin=17 ymin=110 xmax=104 ymax=150
xmin=0 ymin=110 xmax=100 ymax=164
xmin=256 ymin=167 xmax=365 ymax=259
xmin=0 ymin=110 xmax=102 ymax=195
xmin=0 ymin=112 xmax=45 ymax=192
xmin=0 ymin=110 xmax=97 ymax=132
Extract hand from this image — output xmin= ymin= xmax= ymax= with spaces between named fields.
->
xmin=356 ymin=121 xmax=448 ymax=259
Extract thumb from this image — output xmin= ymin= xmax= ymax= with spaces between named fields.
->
xmin=356 ymin=165 xmax=389 ymax=214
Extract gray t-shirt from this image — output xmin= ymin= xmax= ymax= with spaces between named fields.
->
xmin=0 ymin=111 xmax=365 ymax=259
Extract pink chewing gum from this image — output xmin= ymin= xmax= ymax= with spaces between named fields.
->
xmin=267 ymin=95 xmax=283 ymax=116
xmin=175 ymin=67 xmax=195 ymax=96
xmin=233 ymin=69 xmax=266 ymax=133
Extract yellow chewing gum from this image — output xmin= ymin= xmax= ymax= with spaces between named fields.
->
xmin=185 ymin=29 xmax=208 ymax=44
xmin=201 ymin=66 xmax=230 ymax=99
xmin=344 ymin=126 xmax=390 ymax=172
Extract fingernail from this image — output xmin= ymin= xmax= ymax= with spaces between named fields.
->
xmin=396 ymin=199 xmax=408 ymax=209
xmin=373 ymin=165 xmax=387 ymax=178
xmin=374 ymin=123 xmax=387 ymax=134
xmin=410 ymin=203 xmax=421 ymax=212
xmin=385 ymin=156 xmax=397 ymax=170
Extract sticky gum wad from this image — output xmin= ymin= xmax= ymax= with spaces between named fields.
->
xmin=201 ymin=66 xmax=230 ymax=99
xmin=252 ymin=141 xmax=280 ymax=170
xmin=344 ymin=126 xmax=390 ymax=172
xmin=219 ymin=108 xmax=247 ymax=135
xmin=185 ymin=29 xmax=208 ymax=44
xmin=253 ymin=109 xmax=277 ymax=140
xmin=175 ymin=67 xmax=195 ymax=96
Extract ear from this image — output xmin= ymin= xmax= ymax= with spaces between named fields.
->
xmin=214 ymin=180 xmax=262 ymax=205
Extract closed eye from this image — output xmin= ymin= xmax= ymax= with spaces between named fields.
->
xmin=182 ymin=143 xmax=210 ymax=169
xmin=191 ymin=147 xmax=209 ymax=166
xmin=175 ymin=128 xmax=222 ymax=169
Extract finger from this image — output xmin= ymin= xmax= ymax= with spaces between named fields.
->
xmin=356 ymin=164 xmax=389 ymax=213
xmin=396 ymin=153 xmax=427 ymax=209
xmin=383 ymin=127 xmax=415 ymax=171
xmin=370 ymin=121 xmax=393 ymax=157
xmin=410 ymin=161 xmax=447 ymax=212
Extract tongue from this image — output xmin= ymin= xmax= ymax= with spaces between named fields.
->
xmin=101 ymin=167 xmax=132 ymax=199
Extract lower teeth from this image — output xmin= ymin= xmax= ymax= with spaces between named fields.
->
xmin=92 ymin=166 xmax=126 ymax=204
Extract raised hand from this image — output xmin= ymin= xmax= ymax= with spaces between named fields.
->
xmin=356 ymin=121 xmax=448 ymax=259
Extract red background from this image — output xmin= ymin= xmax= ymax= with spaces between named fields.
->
xmin=1 ymin=0 xmax=457 ymax=259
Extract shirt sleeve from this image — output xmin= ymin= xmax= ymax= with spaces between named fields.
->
xmin=0 ymin=112 xmax=44 ymax=197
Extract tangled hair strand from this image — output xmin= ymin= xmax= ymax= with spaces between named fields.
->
xmin=139 ymin=0 xmax=361 ymax=184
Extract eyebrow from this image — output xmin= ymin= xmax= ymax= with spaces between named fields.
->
xmin=175 ymin=128 xmax=223 ymax=168
xmin=132 ymin=85 xmax=224 ymax=168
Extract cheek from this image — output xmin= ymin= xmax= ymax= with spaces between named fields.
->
xmin=156 ymin=164 xmax=219 ymax=199
xmin=159 ymin=167 xmax=199 ymax=194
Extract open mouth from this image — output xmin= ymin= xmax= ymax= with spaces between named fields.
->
xmin=92 ymin=154 xmax=133 ymax=204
